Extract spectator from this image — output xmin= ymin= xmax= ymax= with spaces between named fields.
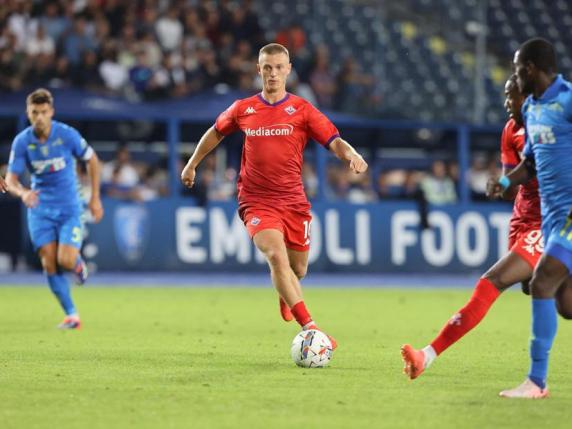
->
xmin=420 ymin=160 xmax=457 ymax=205
xmin=25 ymin=25 xmax=55 ymax=57
xmin=155 ymin=7 xmax=183 ymax=52
xmin=99 ymin=43 xmax=129 ymax=93
xmin=63 ymin=16 xmax=97 ymax=66
xmin=335 ymin=57 xmax=374 ymax=114
xmin=101 ymin=146 xmax=140 ymax=198
xmin=309 ymin=44 xmax=336 ymax=109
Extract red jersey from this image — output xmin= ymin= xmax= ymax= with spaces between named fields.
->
xmin=500 ymin=118 xmax=541 ymax=231
xmin=215 ymin=93 xmax=339 ymax=208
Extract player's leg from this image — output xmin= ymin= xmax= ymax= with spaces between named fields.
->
xmin=278 ymin=248 xmax=308 ymax=322
xmin=402 ymin=250 xmax=533 ymax=380
xmin=555 ymin=278 xmax=572 ymax=319
xmin=57 ymin=213 xmax=88 ymax=285
xmin=39 ymin=242 xmax=79 ymax=322
xmin=29 ymin=209 xmax=79 ymax=327
xmin=499 ymin=252 xmax=567 ymax=398
xmin=253 ymin=229 xmax=305 ymax=312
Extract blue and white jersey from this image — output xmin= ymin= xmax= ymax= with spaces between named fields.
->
xmin=8 ymin=120 xmax=93 ymax=211
xmin=523 ymin=74 xmax=572 ymax=234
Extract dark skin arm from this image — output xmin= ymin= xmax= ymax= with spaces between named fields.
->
xmin=486 ymin=157 xmax=534 ymax=199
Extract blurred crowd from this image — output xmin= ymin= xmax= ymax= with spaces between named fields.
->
xmin=0 ymin=0 xmax=376 ymax=113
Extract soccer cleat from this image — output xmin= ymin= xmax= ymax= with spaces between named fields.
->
xmin=401 ymin=344 xmax=425 ymax=380
xmin=279 ymin=298 xmax=294 ymax=322
xmin=57 ymin=316 xmax=81 ymax=330
xmin=307 ymin=324 xmax=337 ymax=350
xmin=499 ymin=379 xmax=549 ymax=399
xmin=74 ymin=258 xmax=88 ymax=285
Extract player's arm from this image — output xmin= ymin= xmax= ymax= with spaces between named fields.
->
xmin=85 ymin=151 xmax=104 ymax=223
xmin=181 ymin=126 xmax=224 ymax=188
xmin=328 ymin=137 xmax=368 ymax=174
xmin=487 ymin=156 xmax=535 ymax=199
xmin=5 ymin=172 xmax=39 ymax=208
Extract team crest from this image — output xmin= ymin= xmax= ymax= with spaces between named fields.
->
xmin=284 ymin=105 xmax=296 ymax=115
xmin=251 ymin=217 xmax=261 ymax=226
xmin=114 ymin=205 xmax=150 ymax=263
xmin=40 ymin=145 xmax=49 ymax=156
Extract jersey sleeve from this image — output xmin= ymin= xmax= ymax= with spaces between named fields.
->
xmin=304 ymin=103 xmax=340 ymax=148
xmin=500 ymin=123 xmax=522 ymax=169
xmin=7 ymin=136 xmax=27 ymax=175
xmin=521 ymin=100 xmax=535 ymax=160
xmin=214 ymin=101 xmax=240 ymax=136
xmin=67 ymin=128 xmax=94 ymax=161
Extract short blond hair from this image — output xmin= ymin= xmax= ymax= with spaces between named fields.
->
xmin=27 ymin=88 xmax=54 ymax=106
xmin=259 ymin=43 xmax=290 ymax=59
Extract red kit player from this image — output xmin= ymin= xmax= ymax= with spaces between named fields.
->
xmin=401 ymin=75 xmax=543 ymax=379
xmin=181 ymin=43 xmax=368 ymax=348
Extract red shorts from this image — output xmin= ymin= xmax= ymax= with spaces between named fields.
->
xmin=510 ymin=228 xmax=544 ymax=268
xmin=239 ymin=205 xmax=312 ymax=252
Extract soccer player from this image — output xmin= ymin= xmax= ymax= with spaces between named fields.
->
xmin=6 ymin=89 xmax=103 ymax=330
xmin=181 ymin=43 xmax=368 ymax=348
xmin=490 ymin=38 xmax=572 ymax=399
xmin=400 ymin=74 xmax=544 ymax=380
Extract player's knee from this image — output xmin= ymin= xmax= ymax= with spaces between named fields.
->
xmin=40 ymin=256 xmax=57 ymax=274
xmin=57 ymin=253 xmax=76 ymax=271
xmin=291 ymin=263 xmax=307 ymax=280
xmin=264 ymin=247 xmax=288 ymax=269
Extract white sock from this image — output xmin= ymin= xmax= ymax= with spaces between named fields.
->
xmin=422 ymin=345 xmax=437 ymax=368
xmin=302 ymin=321 xmax=315 ymax=330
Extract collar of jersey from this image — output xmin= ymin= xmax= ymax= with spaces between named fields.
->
xmin=538 ymin=74 xmax=565 ymax=102
xmin=257 ymin=92 xmax=290 ymax=106
xmin=29 ymin=121 xmax=56 ymax=144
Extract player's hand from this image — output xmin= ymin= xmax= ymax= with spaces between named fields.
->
xmin=0 ymin=176 xmax=7 ymax=193
xmin=21 ymin=189 xmax=40 ymax=208
xmin=181 ymin=164 xmax=196 ymax=188
xmin=89 ymin=197 xmax=104 ymax=223
xmin=349 ymin=154 xmax=368 ymax=174
xmin=486 ymin=177 xmax=503 ymax=199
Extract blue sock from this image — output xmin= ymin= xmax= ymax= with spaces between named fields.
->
xmin=47 ymin=273 xmax=76 ymax=316
xmin=528 ymin=298 xmax=557 ymax=389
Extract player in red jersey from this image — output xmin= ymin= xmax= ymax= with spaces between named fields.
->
xmin=401 ymin=75 xmax=543 ymax=379
xmin=181 ymin=43 xmax=368 ymax=348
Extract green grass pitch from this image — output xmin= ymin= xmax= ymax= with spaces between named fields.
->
xmin=0 ymin=285 xmax=571 ymax=429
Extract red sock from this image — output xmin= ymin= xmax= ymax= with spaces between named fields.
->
xmin=430 ymin=277 xmax=500 ymax=355
xmin=290 ymin=301 xmax=312 ymax=327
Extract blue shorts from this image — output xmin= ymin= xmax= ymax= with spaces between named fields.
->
xmin=544 ymin=217 xmax=572 ymax=275
xmin=27 ymin=206 xmax=83 ymax=251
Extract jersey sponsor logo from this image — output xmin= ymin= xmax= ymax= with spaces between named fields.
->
xmin=546 ymin=102 xmax=563 ymax=112
xmin=284 ymin=105 xmax=296 ymax=115
xmin=244 ymin=124 xmax=294 ymax=137
xmin=250 ymin=217 xmax=261 ymax=226
xmin=244 ymin=106 xmax=256 ymax=115
xmin=528 ymin=124 xmax=556 ymax=144
xmin=31 ymin=156 xmax=66 ymax=174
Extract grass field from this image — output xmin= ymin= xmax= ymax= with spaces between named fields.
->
xmin=0 ymin=285 xmax=571 ymax=429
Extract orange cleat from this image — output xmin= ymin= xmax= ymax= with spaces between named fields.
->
xmin=499 ymin=379 xmax=549 ymax=399
xmin=280 ymin=298 xmax=294 ymax=322
xmin=58 ymin=316 xmax=81 ymax=330
xmin=401 ymin=344 xmax=425 ymax=380
xmin=306 ymin=324 xmax=337 ymax=350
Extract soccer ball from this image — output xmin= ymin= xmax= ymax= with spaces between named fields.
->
xmin=290 ymin=329 xmax=333 ymax=368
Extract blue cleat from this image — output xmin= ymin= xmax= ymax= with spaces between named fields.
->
xmin=57 ymin=316 xmax=81 ymax=330
xmin=74 ymin=258 xmax=89 ymax=285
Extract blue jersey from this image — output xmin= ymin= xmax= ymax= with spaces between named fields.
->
xmin=523 ymin=74 xmax=572 ymax=234
xmin=8 ymin=120 xmax=93 ymax=211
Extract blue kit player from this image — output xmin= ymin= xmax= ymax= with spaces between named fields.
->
xmin=6 ymin=89 xmax=103 ymax=330
xmin=489 ymin=38 xmax=572 ymax=398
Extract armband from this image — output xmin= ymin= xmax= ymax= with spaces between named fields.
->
xmin=498 ymin=176 xmax=511 ymax=190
